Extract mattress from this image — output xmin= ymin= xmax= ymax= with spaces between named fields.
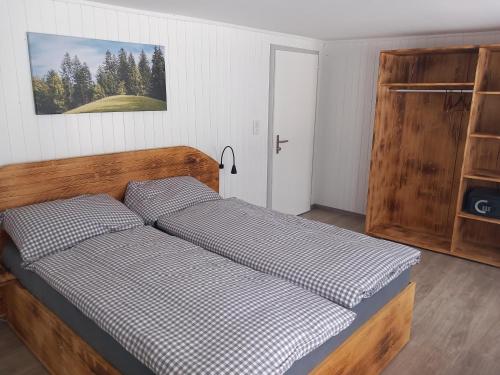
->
xmin=156 ymin=197 xmax=420 ymax=308
xmin=3 ymin=238 xmax=410 ymax=375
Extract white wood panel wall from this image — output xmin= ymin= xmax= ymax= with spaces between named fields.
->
xmin=0 ymin=0 xmax=322 ymax=206
xmin=313 ymin=30 xmax=500 ymax=214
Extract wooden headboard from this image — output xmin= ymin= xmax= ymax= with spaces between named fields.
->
xmin=0 ymin=146 xmax=219 ymax=213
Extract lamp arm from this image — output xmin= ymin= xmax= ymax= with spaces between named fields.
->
xmin=220 ymin=145 xmax=236 ymax=166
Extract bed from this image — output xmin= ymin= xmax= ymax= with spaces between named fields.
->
xmin=123 ymin=177 xmax=420 ymax=309
xmin=0 ymin=146 xmax=416 ymax=375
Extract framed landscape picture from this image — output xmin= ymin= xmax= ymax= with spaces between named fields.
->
xmin=27 ymin=32 xmax=167 ymax=115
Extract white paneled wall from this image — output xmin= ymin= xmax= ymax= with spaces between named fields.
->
xmin=0 ymin=0 xmax=322 ymax=206
xmin=313 ymin=30 xmax=500 ymax=214
xmin=4 ymin=0 xmax=500 ymax=213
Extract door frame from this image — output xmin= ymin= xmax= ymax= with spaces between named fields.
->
xmin=266 ymin=44 xmax=320 ymax=209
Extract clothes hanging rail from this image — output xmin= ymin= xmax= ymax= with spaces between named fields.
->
xmin=391 ymin=89 xmax=474 ymax=93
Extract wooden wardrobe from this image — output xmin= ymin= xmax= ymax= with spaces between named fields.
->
xmin=366 ymin=45 xmax=500 ymax=267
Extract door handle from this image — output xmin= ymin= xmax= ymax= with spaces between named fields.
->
xmin=276 ymin=135 xmax=289 ymax=154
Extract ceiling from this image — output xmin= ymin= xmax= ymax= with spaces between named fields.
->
xmin=95 ymin=0 xmax=500 ymax=40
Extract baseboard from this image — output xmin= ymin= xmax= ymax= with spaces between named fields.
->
xmin=310 ymin=204 xmax=366 ymax=218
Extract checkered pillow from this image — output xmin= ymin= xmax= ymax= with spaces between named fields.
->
xmin=3 ymin=194 xmax=144 ymax=265
xmin=124 ymin=176 xmax=221 ymax=225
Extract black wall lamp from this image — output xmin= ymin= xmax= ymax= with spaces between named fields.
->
xmin=219 ymin=146 xmax=237 ymax=174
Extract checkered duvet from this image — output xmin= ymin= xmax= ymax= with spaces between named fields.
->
xmin=28 ymin=226 xmax=355 ymax=375
xmin=156 ymin=198 xmax=421 ymax=308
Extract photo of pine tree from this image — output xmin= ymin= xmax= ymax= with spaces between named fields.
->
xmin=27 ymin=32 xmax=167 ymax=115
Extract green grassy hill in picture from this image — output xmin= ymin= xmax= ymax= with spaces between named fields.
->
xmin=66 ymin=95 xmax=167 ymax=114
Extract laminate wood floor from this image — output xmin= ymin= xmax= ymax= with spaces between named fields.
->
xmin=1 ymin=207 xmax=499 ymax=375
xmin=303 ymin=207 xmax=500 ymax=375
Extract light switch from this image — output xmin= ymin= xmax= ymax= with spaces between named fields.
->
xmin=252 ymin=120 xmax=260 ymax=135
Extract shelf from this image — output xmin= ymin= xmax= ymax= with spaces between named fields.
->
xmin=367 ymin=224 xmax=451 ymax=254
xmin=469 ymin=133 xmax=500 ymax=140
xmin=464 ymin=169 xmax=500 ymax=183
xmin=454 ymin=241 xmax=500 ymax=267
xmin=381 ymin=82 xmax=475 ymax=90
xmin=458 ymin=211 xmax=500 ymax=225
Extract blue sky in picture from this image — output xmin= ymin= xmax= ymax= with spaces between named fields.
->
xmin=27 ymin=32 xmax=165 ymax=80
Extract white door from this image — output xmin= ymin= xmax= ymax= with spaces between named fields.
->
xmin=268 ymin=48 xmax=319 ymax=215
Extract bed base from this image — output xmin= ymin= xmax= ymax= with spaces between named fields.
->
xmin=5 ymin=280 xmax=415 ymax=375
xmin=5 ymin=281 xmax=120 ymax=375
xmin=311 ymin=282 xmax=415 ymax=375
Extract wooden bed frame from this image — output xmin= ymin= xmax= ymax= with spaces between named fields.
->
xmin=0 ymin=146 xmax=415 ymax=375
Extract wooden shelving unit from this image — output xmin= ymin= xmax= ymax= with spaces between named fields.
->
xmin=450 ymin=46 xmax=500 ymax=267
xmin=366 ymin=44 xmax=500 ymax=267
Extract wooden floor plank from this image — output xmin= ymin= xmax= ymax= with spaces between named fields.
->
xmin=0 ymin=323 xmax=48 ymax=375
